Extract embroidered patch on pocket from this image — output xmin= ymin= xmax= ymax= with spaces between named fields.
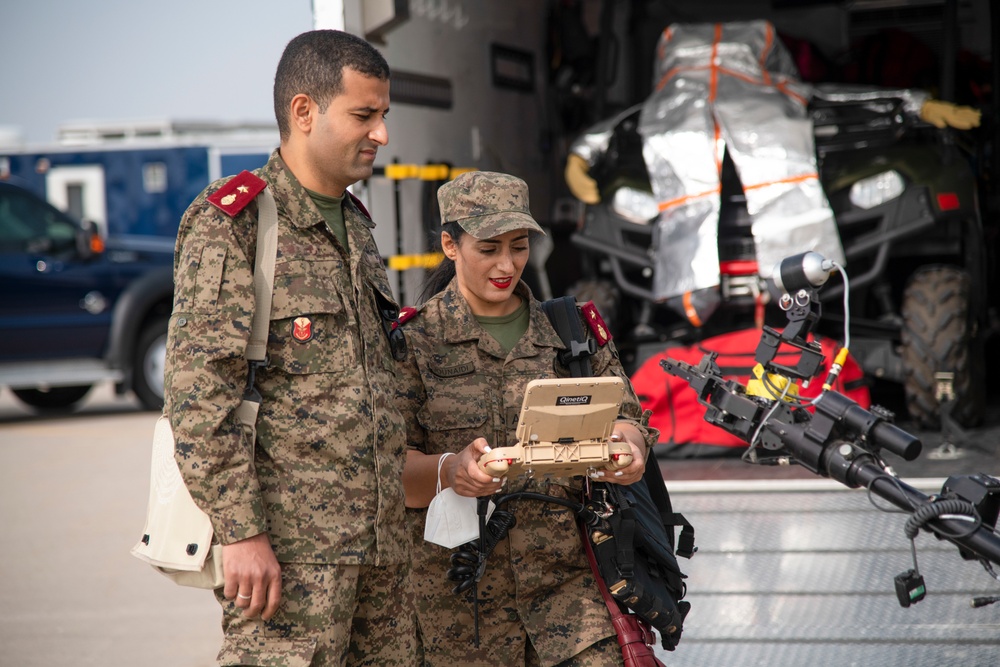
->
xmin=430 ymin=362 xmax=475 ymax=378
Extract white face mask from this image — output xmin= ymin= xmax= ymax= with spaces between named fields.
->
xmin=424 ymin=452 xmax=495 ymax=549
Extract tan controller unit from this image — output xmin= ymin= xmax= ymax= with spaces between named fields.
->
xmin=479 ymin=376 xmax=633 ymax=478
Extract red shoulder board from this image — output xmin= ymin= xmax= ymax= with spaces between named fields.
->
xmin=581 ymin=301 xmax=612 ymax=346
xmin=207 ymin=171 xmax=267 ymax=217
xmin=393 ymin=306 xmax=418 ymax=330
xmin=348 ymin=192 xmax=371 ymax=220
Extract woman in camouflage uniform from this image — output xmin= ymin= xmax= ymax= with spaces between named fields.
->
xmin=396 ymin=171 xmax=657 ymax=666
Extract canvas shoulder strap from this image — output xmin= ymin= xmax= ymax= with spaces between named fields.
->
xmin=246 ymin=186 xmax=278 ymax=362
xmin=235 ymin=186 xmax=278 ymax=437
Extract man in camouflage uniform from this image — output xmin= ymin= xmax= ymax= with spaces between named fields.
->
xmin=164 ymin=30 xmax=418 ymax=666
xmin=397 ymin=172 xmax=657 ymax=666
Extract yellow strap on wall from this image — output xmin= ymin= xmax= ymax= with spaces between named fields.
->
xmin=448 ymin=167 xmax=477 ymax=179
xmin=381 ymin=164 xmax=477 ymax=181
xmin=383 ymin=163 xmax=418 ymax=180
xmin=376 ymin=165 xmax=475 ymax=272
xmin=387 ymin=252 xmax=445 ymax=271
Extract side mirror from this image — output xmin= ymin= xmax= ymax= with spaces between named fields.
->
xmin=75 ymin=219 xmax=104 ymax=259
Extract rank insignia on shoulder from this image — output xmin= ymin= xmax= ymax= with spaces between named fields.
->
xmin=394 ymin=306 xmax=418 ymax=329
xmin=208 ymin=171 xmax=267 ymax=217
xmin=581 ymin=301 xmax=612 ymax=346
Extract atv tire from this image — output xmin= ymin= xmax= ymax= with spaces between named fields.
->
xmin=900 ymin=266 xmax=984 ymax=429
xmin=13 ymin=385 xmax=92 ymax=412
xmin=567 ymin=279 xmax=621 ymax=336
xmin=133 ymin=318 xmax=168 ymax=411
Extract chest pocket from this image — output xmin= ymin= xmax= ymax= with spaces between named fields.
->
xmin=416 ymin=356 xmax=490 ymax=450
xmin=267 ymin=261 xmax=355 ymax=375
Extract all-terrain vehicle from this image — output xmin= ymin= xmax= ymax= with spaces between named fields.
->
xmin=568 ymin=95 xmax=990 ymax=430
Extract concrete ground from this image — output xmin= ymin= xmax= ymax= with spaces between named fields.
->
xmin=0 ymin=384 xmax=220 ymax=667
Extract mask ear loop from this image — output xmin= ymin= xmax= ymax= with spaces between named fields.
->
xmin=436 ymin=452 xmax=455 ymax=496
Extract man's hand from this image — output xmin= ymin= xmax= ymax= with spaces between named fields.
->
xmin=222 ymin=533 xmax=282 ymax=620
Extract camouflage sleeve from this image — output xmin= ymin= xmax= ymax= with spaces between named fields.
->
xmin=396 ymin=328 xmax=429 ymax=454
xmin=164 ymin=195 xmax=267 ymax=543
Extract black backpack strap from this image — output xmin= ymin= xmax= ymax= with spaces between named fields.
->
xmin=541 ymin=296 xmax=597 ymax=378
xmin=607 ymin=485 xmax=636 ymax=578
xmin=544 ymin=295 xmax=694 ymax=651
xmin=642 ymin=460 xmax=696 ymax=559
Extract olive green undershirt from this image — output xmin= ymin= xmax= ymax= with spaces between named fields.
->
xmin=306 ymin=188 xmax=348 ymax=251
xmin=475 ymin=298 xmax=530 ymax=354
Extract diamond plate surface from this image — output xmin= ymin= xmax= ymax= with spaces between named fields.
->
xmin=654 ymin=482 xmax=1000 ymax=666
xmin=655 ymin=641 xmax=1000 ymax=667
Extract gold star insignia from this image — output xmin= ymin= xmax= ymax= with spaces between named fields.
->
xmin=237 ymin=185 xmax=249 ymax=194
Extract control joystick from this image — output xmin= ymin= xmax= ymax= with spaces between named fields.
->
xmin=479 ymin=450 xmax=515 ymax=476
xmin=607 ymin=438 xmax=633 ymax=469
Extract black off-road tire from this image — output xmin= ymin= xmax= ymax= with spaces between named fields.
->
xmin=12 ymin=385 xmax=92 ymax=412
xmin=900 ymin=266 xmax=985 ymax=429
xmin=567 ymin=279 xmax=621 ymax=336
xmin=133 ymin=318 xmax=168 ymax=411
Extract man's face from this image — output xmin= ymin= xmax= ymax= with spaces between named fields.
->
xmin=308 ymin=67 xmax=389 ymax=194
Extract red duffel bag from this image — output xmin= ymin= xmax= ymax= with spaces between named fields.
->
xmin=631 ymin=327 xmax=870 ymax=447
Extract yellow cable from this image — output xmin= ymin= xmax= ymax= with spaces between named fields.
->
xmin=822 ymin=348 xmax=851 ymax=391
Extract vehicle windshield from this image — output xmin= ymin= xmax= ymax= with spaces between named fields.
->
xmin=0 ymin=187 xmax=79 ymax=255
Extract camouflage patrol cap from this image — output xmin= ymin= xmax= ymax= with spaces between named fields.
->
xmin=438 ymin=171 xmax=545 ymax=239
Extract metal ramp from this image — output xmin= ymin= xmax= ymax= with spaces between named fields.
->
xmin=652 ymin=478 xmax=1000 ymax=666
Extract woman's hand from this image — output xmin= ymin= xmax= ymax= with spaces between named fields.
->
xmin=447 ymin=437 xmax=507 ymax=497
xmin=593 ymin=423 xmax=647 ymax=486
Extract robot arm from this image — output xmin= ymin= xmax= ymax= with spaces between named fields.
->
xmin=660 ymin=253 xmax=1000 ymax=602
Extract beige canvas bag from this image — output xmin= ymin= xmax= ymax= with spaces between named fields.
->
xmin=130 ymin=185 xmax=278 ymax=588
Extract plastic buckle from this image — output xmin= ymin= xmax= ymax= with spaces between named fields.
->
xmin=243 ymin=358 xmax=268 ymax=403
xmin=558 ymin=339 xmax=597 ymax=367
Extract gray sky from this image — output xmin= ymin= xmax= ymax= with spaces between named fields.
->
xmin=0 ymin=0 xmax=314 ymax=146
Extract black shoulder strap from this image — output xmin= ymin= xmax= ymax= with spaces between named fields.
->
xmin=642 ymin=457 xmax=696 ymax=559
xmin=540 ymin=296 xmax=596 ymax=378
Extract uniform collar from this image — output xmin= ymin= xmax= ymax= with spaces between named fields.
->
xmin=433 ymin=279 xmax=564 ymax=359
xmin=261 ymin=150 xmax=376 ymax=232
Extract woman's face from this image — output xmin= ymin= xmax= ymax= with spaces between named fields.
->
xmin=443 ymin=229 xmax=530 ymax=317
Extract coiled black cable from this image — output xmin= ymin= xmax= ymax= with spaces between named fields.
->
xmin=904 ymin=498 xmax=981 ymax=540
xmin=446 ymin=491 xmax=602 ymax=595
xmin=448 ymin=509 xmax=517 ymax=594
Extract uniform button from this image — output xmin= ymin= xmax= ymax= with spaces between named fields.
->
xmin=177 ymin=317 xmax=187 ymax=326
xmin=507 ymin=611 xmax=518 ymax=621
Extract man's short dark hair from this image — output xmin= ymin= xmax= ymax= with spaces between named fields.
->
xmin=273 ymin=30 xmax=390 ymax=140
